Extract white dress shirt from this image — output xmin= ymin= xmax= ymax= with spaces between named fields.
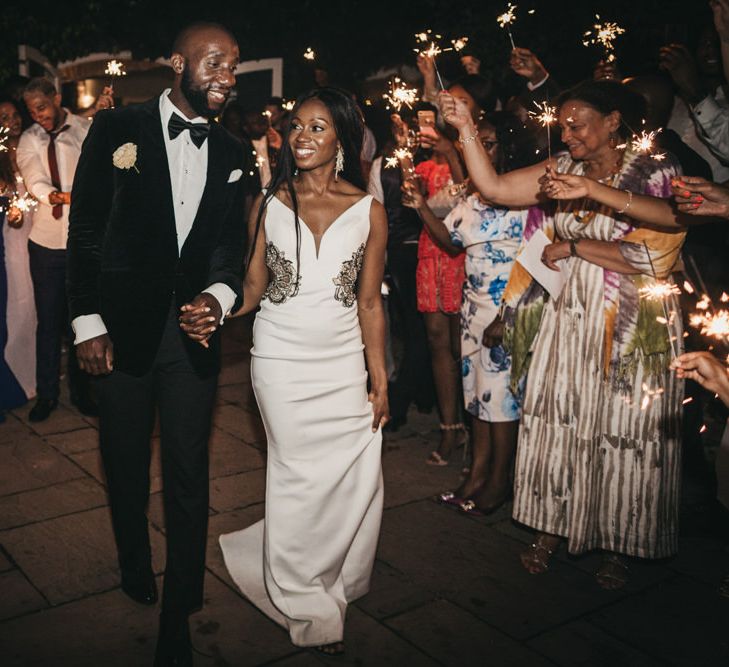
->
xmin=72 ymin=90 xmax=236 ymax=344
xmin=16 ymin=110 xmax=91 ymax=250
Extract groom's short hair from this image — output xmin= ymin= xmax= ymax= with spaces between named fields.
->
xmin=171 ymin=22 xmax=237 ymax=57
xmin=24 ymin=77 xmax=57 ymax=98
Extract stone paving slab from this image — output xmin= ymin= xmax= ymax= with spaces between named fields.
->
xmin=13 ymin=402 xmax=93 ymax=436
xmin=0 ymin=435 xmax=86 ymax=496
xmin=0 ymin=570 xmax=47 ymax=621
xmin=588 ymin=575 xmax=729 ymax=665
xmin=526 ymin=619 xmax=666 ymax=667
xmin=264 ymin=652 xmax=327 ymax=666
xmin=0 ymin=414 xmax=34 ymax=445
xmin=217 ymin=381 xmax=258 ymax=412
xmin=0 ymin=549 xmax=12 ymax=571
xmin=0 ymin=477 xmax=107 ymax=530
xmin=210 ymin=469 xmax=267 ymax=513
xmin=1 ymin=506 xmax=166 ymax=605
xmin=209 ymin=427 xmax=266 ymax=476
xmin=385 ymin=598 xmax=553 ymax=666
xmin=213 ymin=405 xmax=267 ymax=447
xmin=44 ymin=427 xmax=100 ymax=455
xmin=218 ymin=358 xmax=252 ymax=387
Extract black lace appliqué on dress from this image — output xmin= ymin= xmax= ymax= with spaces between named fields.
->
xmin=333 ymin=243 xmax=365 ymax=307
xmin=262 ymin=242 xmax=300 ymax=304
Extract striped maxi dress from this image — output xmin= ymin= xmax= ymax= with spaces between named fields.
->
xmin=510 ymin=150 xmax=684 ymax=559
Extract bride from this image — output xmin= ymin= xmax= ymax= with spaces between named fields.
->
xmin=184 ymin=86 xmax=388 ymax=654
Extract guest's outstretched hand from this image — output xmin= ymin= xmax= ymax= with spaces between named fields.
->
xmin=659 ymin=44 xmax=706 ymax=105
xmin=671 ymin=351 xmax=729 ymax=407
xmin=510 ymin=47 xmax=548 ymax=84
xmin=179 ymin=293 xmax=222 ymax=348
xmin=672 ymin=176 xmax=729 ymax=218
xmin=438 ymin=92 xmax=470 ymax=130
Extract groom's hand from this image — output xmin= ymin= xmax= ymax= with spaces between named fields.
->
xmin=76 ymin=334 xmax=114 ymax=375
xmin=179 ymin=293 xmax=222 ymax=348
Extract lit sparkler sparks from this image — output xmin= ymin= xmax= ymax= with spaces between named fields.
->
xmin=384 ymin=156 xmax=400 ymax=169
xmin=696 ymin=310 xmax=729 ymax=340
xmin=382 ymin=78 xmax=419 ymax=112
xmin=303 ymin=47 xmax=316 ymax=61
xmin=0 ymin=126 xmax=9 ymax=152
xmin=722 ymin=292 xmax=729 ymax=303
xmin=639 ymin=282 xmax=681 ymax=301
xmin=9 ymin=192 xmax=38 ymax=213
xmin=393 ymin=147 xmax=413 ymax=161
xmin=642 ymin=241 xmax=679 ymax=360
xmin=640 ymin=382 xmax=664 ymax=410
xmin=631 ymin=128 xmax=662 ymax=155
xmin=582 ymin=15 xmax=626 ymax=63
xmin=451 ymin=37 xmax=469 ymax=52
xmin=105 ymin=60 xmax=126 ymax=77
xmin=282 ymin=100 xmax=295 ymax=111
xmin=497 ymin=3 xmax=518 ymax=49
xmin=528 ymin=100 xmax=557 ymax=162
xmin=413 ymin=30 xmax=449 ymax=89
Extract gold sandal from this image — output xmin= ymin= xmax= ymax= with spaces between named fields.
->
xmin=520 ymin=536 xmax=558 ymax=574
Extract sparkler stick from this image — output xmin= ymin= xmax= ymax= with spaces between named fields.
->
xmin=104 ymin=59 xmax=126 ymax=93
xmin=497 ymin=3 xmax=518 ymax=50
xmin=642 ymin=240 xmax=679 ymax=360
xmin=528 ymin=101 xmax=557 ymax=163
xmin=414 ymin=31 xmax=448 ymax=90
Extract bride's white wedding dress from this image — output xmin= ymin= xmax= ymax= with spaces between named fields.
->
xmin=220 ymin=194 xmax=383 ymax=647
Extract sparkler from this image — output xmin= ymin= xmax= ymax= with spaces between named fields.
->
xmin=642 ymin=241 xmax=679 ymax=361
xmin=528 ymin=101 xmax=557 ymax=162
xmin=451 ymin=37 xmax=469 ymax=52
xmin=497 ymin=3 xmax=518 ymax=50
xmin=0 ymin=126 xmax=9 ymax=152
xmin=105 ymin=59 xmax=126 ymax=78
xmin=382 ymin=78 xmax=419 ymax=112
xmin=9 ymin=192 xmax=38 ymax=213
xmin=303 ymin=47 xmax=316 ymax=61
xmin=639 ymin=282 xmax=681 ymax=301
xmin=582 ymin=15 xmax=626 ymax=63
xmin=414 ymin=30 xmax=447 ymax=90
xmin=282 ymin=100 xmax=295 ymax=112
xmin=640 ymin=383 xmax=664 ymax=411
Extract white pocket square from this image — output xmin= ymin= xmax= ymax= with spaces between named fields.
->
xmin=227 ymin=169 xmax=243 ymax=183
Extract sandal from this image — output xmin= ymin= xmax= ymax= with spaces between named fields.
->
xmin=520 ymin=535 xmax=559 ymax=574
xmin=435 ymin=490 xmax=465 ymax=507
xmin=425 ymin=423 xmax=467 ymax=466
xmin=426 ymin=450 xmax=449 ymax=466
xmin=595 ymin=554 xmax=629 ymax=590
xmin=316 ymin=642 xmax=345 ymax=656
xmin=458 ymin=499 xmax=484 ymax=516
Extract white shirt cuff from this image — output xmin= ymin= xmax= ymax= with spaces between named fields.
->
xmin=72 ymin=314 xmax=108 ymax=345
xmin=203 ymin=283 xmax=237 ymax=324
xmin=691 ymin=94 xmax=721 ymax=120
xmin=527 ymin=73 xmax=549 ymax=91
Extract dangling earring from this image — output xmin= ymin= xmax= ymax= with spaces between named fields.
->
xmin=294 ymin=167 xmax=299 ymax=177
xmin=334 ymin=145 xmax=344 ymax=181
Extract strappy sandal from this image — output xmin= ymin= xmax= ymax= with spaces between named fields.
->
xmin=520 ymin=536 xmax=558 ymax=574
xmin=425 ymin=423 xmax=467 ymax=466
xmin=435 ymin=490 xmax=465 ymax=507
xmin=595 ymin=554 xmax=629 ymax=590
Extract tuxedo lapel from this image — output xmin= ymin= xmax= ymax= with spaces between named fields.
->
xmin=139 ymin=98 xmax=178 ymax=257
xmin=180 ymin=123 xmax=227 ymax=258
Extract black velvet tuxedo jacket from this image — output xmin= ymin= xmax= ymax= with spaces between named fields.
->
xmin=67 ymin=97 xmax=247 ymax=377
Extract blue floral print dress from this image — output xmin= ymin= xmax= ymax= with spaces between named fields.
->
xmin=443 ymin=194 xmax=527 ymax=422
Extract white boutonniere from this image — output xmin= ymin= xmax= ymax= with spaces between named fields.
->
xmin=112 ymin=142 xmax=139 ymax=173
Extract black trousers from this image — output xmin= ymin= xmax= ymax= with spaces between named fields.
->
xmin=96 ymin=307 xmax=217 ymax=614
xmin=386 ymin=243 xmax=434 ymax=418
xmin=28 ymin=240 xmax=87 ymax=400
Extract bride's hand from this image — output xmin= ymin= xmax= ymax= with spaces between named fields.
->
xmin=368 ymin=386 xmax=390 ymax=432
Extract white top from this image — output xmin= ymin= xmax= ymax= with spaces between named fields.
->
xmin=691 ymin=91 xmax=729 ymax=165
xmin=72 ymin=90 xmax=236 ymax=344
xmin=366 ymin=156 xmax=384 ymax=204
xmin=17 ymin=110 xmax=91 ymax=250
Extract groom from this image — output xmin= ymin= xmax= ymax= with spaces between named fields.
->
xmin=67 ymin=23 xmax=246 ymax=666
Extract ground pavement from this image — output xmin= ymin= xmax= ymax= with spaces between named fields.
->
xmin=1 ymin=316 xmax=729 ymax=666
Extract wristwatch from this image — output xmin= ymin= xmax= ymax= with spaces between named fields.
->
xmin=569 ymin=239 xmax=580 ymax=257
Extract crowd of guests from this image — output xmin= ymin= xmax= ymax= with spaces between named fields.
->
xmin=2 ymin=2 xmax=729 ymax=596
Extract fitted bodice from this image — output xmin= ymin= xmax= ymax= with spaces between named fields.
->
xmin=252 ymin=194 xmax=373 ymax=360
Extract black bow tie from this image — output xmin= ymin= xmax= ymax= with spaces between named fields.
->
xmin=167 ymin=113 xmax=209 ymax=148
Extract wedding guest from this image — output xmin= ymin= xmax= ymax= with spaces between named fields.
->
xmin=673 ymin=174 xmax=729 ymax=216
xmin=404 ymin=112 xmax=538 ymax=512
xmin=16 ymin=78 xmax=98 ymax=421
xmin=242 ymin=106 xmax=280 ymax=189
xmin=441 ymin=79 xmax=686 ymax=588
xmin=0 ymin=96 xmax=36 ymax=421
xmin=264 ymin=96 xmax=287 ymax=133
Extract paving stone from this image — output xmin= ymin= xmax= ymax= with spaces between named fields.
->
xmin=0 ymin=478 xmax=107 ymax=530
xmin=216 ymin=381 xmax=257 ymax=411
xmin=0 ymin=578 xmax=161 ymax=666
xmin=0 ymin=413 xmax=34 ymax=445
xmin=209 ymin=427 xmax=266 ymax=476
xmin=0 ymin=571 xmax=47 ymax=621
xmin=0 ymin=435 xmax=86 ymax=496
xmin=381 ymin=435 xmax=463 ymax=509
xmin=668 ymin=534 xmax=729 ymax=587
xmin=386 ymin=599 xmax=552 ymax=666
xmin=44 ymin=428 xmax=99 ymax=455
xmin=1 ymin=506 xmax=166 ymax=605
xmin=210 ymin=469 xmax=266 ymax=513
xmin=212 ymin=405 xmax=267 ymax=446
xmin=265 ymin=652 xmax=326 ymax=666
xmin=218 ymin=357 xmax=251 ymax=387
xmin=353 ymin=559 xmax=435 ymax=620
xmin=15 ymin=402 xmax=90 ymax=436
xmin=588 ymin=575 xmax=729 ymax=665
xmin=526 ymin=619 xmax=665 ymax=667
xmin=0 ymin=550 xmax=13 ymax=571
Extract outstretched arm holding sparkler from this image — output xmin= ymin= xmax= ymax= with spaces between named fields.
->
xmin=416 ymin=53 xmax=440 ymax=103
xmin=672 ymin=176 xmax=729 ymax=218
xmin=672 ymin=351 xmax=729 ymax=406
xmin=438 ymin=91 xmax=549 ymax=207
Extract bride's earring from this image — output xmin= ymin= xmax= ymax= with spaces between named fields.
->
xmin=334 ymin=145 xmax=344 ymax=181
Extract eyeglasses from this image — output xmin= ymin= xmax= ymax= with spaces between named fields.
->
xmin=480 ymin=140 xmax=499 ymax=150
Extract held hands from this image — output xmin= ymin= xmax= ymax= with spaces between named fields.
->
xmin=482 ymin=315 xmax=505 ymax=348
xmin=540 ymin=168 xmax=591 ymax=200
xmin=49 ymin=191 xmax=71 ymax=206
xmin=438 ymin=92 xmax=471 ymax=131
xmin=672 ymin=176 xmax=729 ymax=218
xmin=510 ymin=47 xmax=547 ymax=84
xmin=368 ymin=385 xmax=390 ymax=432
xmin=179 ymin=293 xmax=223 ymax=348
xmin=76 ymin=334 xmax=114 ymax=375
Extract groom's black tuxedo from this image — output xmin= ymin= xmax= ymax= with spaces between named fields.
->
xmin=66 ymin=94 xmax=247 ymax=616
xmin=68 ymin=97 xmax=246 ymax=377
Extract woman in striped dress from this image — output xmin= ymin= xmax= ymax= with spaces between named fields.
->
xmin=440 ymin=80 xmax=687 ymax=588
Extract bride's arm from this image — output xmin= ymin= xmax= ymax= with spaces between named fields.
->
xmin=357 ymin=199 xmax=390 ymax=432
xmin=231 ymin=194 xmax=270 ymax=317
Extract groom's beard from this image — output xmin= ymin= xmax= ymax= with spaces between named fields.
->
xmin=180 ymin=66 xmax=220 ymax=119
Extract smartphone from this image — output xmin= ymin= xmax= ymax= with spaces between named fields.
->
xmin=417 ymin=110 xmax=437 ymax=144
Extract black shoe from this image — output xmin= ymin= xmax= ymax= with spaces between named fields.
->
xmin=28 ymin=398 xmax=58 ymax=422
xmin=154 ymin=612 xmax=192 ymax=667
xmin=70 ymin=393 xmax=99 ymax=417
xmin=121 ymin=571 xmax=158 ymax=605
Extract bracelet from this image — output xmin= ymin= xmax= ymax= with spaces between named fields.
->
xmin=458 ymin=129 xmax=479 ymax=145
xmin=616 ymin=189 xmax=633 ymax=214
xmin=569 ymin=238 xmax=580 ymax=257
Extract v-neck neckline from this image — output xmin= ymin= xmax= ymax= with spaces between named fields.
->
xmin=273 ymin=194 xmax=370 ymax=259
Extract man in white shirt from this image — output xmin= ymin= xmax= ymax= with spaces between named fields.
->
xmin=16 ymin=77 xmax=98 ymax=421
xmin=67 ymin=23 xmax=246 ymax=666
